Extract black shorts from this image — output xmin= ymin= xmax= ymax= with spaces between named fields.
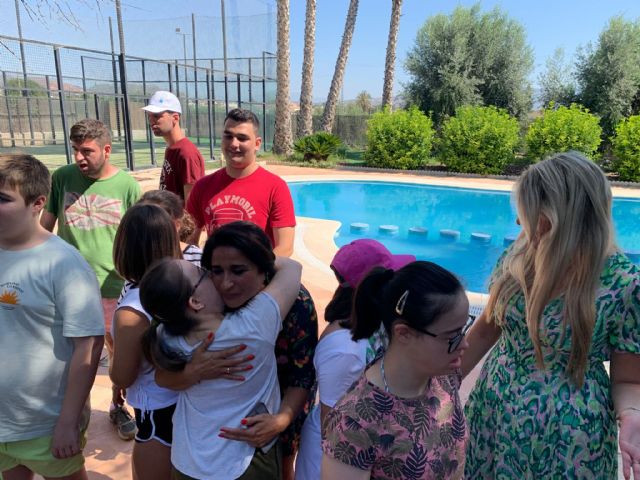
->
xmin=134 ymin=403 xmax=176 ymax=446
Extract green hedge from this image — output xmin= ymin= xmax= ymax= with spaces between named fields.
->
xmin=363 ymin=107 xmax=434 ymax=170
xmin=525 ymin=103 xmax=602 ymax=161
xmin=438 ymin=105 xmax=520 ymax=174
xmin=612 ymin=115 xmax=640 ymax=182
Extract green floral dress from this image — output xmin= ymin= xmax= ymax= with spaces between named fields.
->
xmin=465 ymin=253 xmax=640 ymax=479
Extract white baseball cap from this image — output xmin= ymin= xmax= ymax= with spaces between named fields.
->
xmin=142 ymin=91 xmax=182 ymax=114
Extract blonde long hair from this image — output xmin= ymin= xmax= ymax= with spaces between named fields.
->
xmin=486 ymin=152 xmax=615 ymax=386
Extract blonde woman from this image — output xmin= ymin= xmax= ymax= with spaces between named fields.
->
xmin=462 ymin=152 xmax=640 ymax=479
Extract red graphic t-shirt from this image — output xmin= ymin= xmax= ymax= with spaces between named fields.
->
xmin=159 ymin=137 xmax=205 ymax=200
xmin=186 ymin=166 xmax=296 ymax=246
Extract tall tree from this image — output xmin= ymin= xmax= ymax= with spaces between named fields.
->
xmin=576 ymin=17 xmax=640 ymax=135
xmin=538 ymin=48 xmax=577 ymax=108
xmin=298 ymin=0 xmax=316 ymax=138
xmin=355 ymin=90 xmax=372 ymax=114
xmin=321 ymin=0 xmax=359 ymax=132
xmin=273 ymin=0 xmax=293 ymax=155
xmin=382 ymin=0 xmax=403 ymax=110
xmin=404 ymin=4 xmax=533 ymax=123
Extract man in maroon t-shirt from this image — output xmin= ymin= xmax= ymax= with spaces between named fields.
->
xmin=186 ymin=108 xmax=295 ymax=256
xmin=142 ymin=91 xmax=205 ymax=201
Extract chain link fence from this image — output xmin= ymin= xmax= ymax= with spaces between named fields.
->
xmin=0 ymin=34 xmax=277 ymax=170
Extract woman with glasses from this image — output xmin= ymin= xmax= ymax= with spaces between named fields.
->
xmin=139 ymin=222 xmax=302 ymax=480
xmin=321 ymin=261 xmax=471 ymax=480
xmin=295 ymin=239 xmax=415 ymax=480
xmin=462 ymin=152 xmax=640 ymax=479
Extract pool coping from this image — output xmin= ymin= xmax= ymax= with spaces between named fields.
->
xmin=280 ymin=168 xmax=637 ymax=305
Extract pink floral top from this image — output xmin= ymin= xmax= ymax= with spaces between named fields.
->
xmin=322 ymin=373 xmax=467 ymax=479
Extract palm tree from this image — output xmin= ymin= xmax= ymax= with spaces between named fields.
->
xmin=321 ymin=0 xmax=359 ymax=132
xmin=273 ymin=0 xmax=293 ymax=156
xmin=382 ymin=0 xmax=403 ymax=110
xmin=298 ymin=0 xmax=316 ymax=138
xmin=355 ymin=90 xmax=373 ymax=114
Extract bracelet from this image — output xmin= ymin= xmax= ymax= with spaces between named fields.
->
xmin=616 ymin=407 xmax=640 ymax=421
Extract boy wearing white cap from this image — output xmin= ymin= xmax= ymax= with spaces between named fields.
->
xmin=142 ymin=91 xmax=205 ymax=201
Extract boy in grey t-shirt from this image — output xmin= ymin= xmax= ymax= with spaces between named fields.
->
xmin=0 ymin=154 xmax=104 ymax=479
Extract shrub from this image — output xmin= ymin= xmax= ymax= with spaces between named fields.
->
xmin=293 ymin=132 xmax=343 ymax=162
xmin=438 ymin=105 xmax=520 ymax=174
xmin=525 ymin=103 xmax=602 ymax=161
xmin=363 ymin=107 xmax=434 ymax=170
xmin=611 ymin=115 xmax=640 ymax=182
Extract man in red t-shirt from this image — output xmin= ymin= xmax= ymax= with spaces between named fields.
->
xmin=186 ymin=108 xmax=295 ymax=256
xmin=142 ymin=91 xmax=205 ymax=201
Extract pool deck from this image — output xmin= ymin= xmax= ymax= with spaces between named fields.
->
xmin=59 ymin=164 xmax=634 ymax=480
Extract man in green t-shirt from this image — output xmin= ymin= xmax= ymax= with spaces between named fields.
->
xmin=40 ymin=119 xmax=140 ymax=442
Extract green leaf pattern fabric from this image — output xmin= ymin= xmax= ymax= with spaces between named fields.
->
xmin=465 ymin=252 xmax=640 ymax=479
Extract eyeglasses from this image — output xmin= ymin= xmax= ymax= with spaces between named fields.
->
xmin=192 ymin=267 xmax=209 ymax=294
xmin=420 ymin=314 xmax=476 ymax=354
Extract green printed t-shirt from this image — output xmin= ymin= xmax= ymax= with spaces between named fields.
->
xmin=46 ymin=164 xmax=141 ymax=298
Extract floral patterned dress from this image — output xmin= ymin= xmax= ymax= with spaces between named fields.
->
xmin=323 ymin=373 xmax=467 ymax=479
xmin=465 ymin=253 xmax=640 ymax=479
xmin=275 ymin=284 xmax=318 ymax=457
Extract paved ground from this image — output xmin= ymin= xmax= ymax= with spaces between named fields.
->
xmin=34 ymin=164 xmax=631 ymax=479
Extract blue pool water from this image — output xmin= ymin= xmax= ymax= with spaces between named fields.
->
xmin=289 ymin=181 xmax=640 ymax=293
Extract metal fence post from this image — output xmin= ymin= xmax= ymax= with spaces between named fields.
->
xmin=118 ymin=53 xmax=135 ymax=170
xmin=168 ymin=63 xmax=174 ymax=93
xmin=210 ymin=60 xmax=217 ymax=150
xmin=94 ymin=94 xmax=100 ymax=120
xmin=261 ymin=52 xmax=267 ymax=151
xmin=205 ymin=70 xmax=214 ymax=160
xmin=44 ymin=75 xmax=56 ymax=143
xmin=236 ymin=73 xmax=241 ymax=109
xmin=109 ymin=16 xmax=122 ymax=141
xmin=192 ymin=13 xmax=200 ymax=145
xmin=141 ymin=59 xmax=147 ymax=96
xmin=142 ymin=59 xmax=149 ymax=143
xmin=175 ymin=62 xmax=180 ymax=97
xmin=53 ymin=47 xmax=71 ymax=163
xmin=224 ymin=74 xmax=229 ymax=113
xmin=80 ymin=55 xmax=89 ymax=118
xmin=248 ymin=59 xmax=252 ymax=104
xmin=2 ymin=71 xmax=16 ymax=148
xmin=144 ymin=98 xmax=156 ymax=167
xmin=15 ymin=0 xmax=35 ymax=145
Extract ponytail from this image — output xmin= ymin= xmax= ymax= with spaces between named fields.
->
xmin=351 ymin=267 xmax=394 ymax=340
xmin=351 ymin=261 xmax=464 ymax=342
xmin=141 ymin=320 xmax=191 ymax=372
xmin=139 ymin=258 xmax=199 ymax=371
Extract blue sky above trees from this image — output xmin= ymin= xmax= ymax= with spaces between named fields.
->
xmin=1 ymin=0 xmax=639 ymax=101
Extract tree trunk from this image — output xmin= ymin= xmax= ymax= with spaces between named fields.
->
xmin=321 ymin=0 xmax=359 ymax=132
xmin=273 ymin=0 xmax=293 ymax=156
xmin=298 ymin=0 xmax=316 ymax=138
xmin=382 ymin=0 xmax=402 ymax=110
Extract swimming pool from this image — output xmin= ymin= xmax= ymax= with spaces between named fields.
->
xmin=289 ymin=180 xmax=640 ymax=293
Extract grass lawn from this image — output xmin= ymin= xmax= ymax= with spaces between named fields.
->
xmin=1 ymin=137 xmax=223 ymax=171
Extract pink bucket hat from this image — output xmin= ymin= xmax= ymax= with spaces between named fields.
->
xmin=330 ymin=239 xmax=416 ymax=288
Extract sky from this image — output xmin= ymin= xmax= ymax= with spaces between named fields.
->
xmin=1 ymin=0 xmax=640 ymax=102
